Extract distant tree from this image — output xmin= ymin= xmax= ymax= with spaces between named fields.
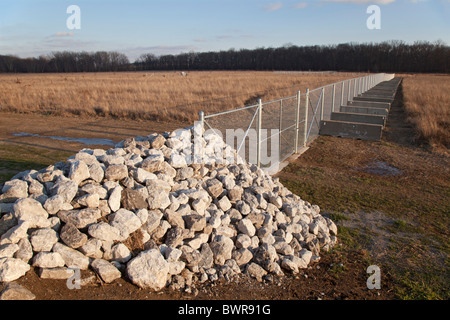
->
xmin=0 ymin=42 xmax=448 ymax=73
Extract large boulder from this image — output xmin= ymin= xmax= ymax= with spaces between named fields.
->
xmin=0 ymin=257 xmax=31 ymax=282
xmin=13 ymin=198 xmax=48 ymax=228
xmin=126 ymin=249 xmax=169 ymax=290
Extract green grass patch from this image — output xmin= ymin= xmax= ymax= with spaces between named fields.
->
xmin=392 ymin=219 xmax=420 ymax=234
xmin=277 ymin=135 xmax=450 ymax=300
xmin=325 ymin=212 xmax=350 ymax=223
xmin=0 ymin=144 xmax=73 ymax=185
xmin=396 ymin=271 xmax=447 ymax=300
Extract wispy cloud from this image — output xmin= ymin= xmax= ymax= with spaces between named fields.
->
xmin=264 ymin=2 xmax=283 ymax=11
xmin=293 ymin=2 xmax=308 ymax=8
xmin=320 ymin=0 xmax=395 ymax=4
xmin=42 ymin=37 xmax=96 ymax=49
xmin=215 ymin=34 xmax=256 ymax=42
xmin=53 ymin=32 xmax=74 ymax=37
xmin=216 ymin=35 xmax=233 ymax=40
xmin=41 ymin=32 xmax=95 ymax=49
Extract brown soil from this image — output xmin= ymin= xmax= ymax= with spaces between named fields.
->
xmin=0 ymin=112 xmax=188 ymax=155
xmin=276 ymin=83 xmax=449 ymax=300
xmin=0 ymin=111 xmax=398 ymax=301
xmin=8 ymin=247 xmax=395 ymax=301
xmin=0 ymin=112 xmax=188 ymax=185
xmin=1 ymin=81 xmax=447 ymax=300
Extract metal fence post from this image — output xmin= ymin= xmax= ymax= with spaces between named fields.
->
xmin=340 ymin=81 xmax=345 ymax=107
xmin=199 ymin=111 xmax=205 ymax=135
xmin=331 ymin=84 xmax=336 ymax=113
xmin=320 ymin=88 xmax=324 ymax=121
xmin=348 ymin=79 xmax=352 ymax=102
xmin=294 ymin=90 xmax=300 ymax=153
xmin=353 ymin=79 xmax=357 ymax=98
xmin=257 ymin=98 xmax=262 ymax=168
xmin=348 ymin=80 xmax=352 ymax=102
xmin=279 ymin=99 xmax=283 ymax=156
xmin=303 ymin=89 xmax=309 ymax=147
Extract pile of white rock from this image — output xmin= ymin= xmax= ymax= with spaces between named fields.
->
xmin=0 ymin=124 xmax=337 ymax=292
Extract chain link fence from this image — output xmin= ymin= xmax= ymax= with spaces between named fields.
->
xmin=199 ymin=73 xmax=395 ymax=173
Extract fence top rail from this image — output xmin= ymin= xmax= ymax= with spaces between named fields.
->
xmin=204 ymin=103 xmax=258 ymax=119
xmin=261 ymin=95 xmax=298 ymax=106
xmin=307 ymin=73 xmax=388 ymax=93
xmin=202 ymin=73 xmax=394 ymax=118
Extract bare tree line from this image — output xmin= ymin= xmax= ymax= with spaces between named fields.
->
xmin=0 ymin=51 xmax=130 ymax=73
xmin=1 ymin=40 xmax=448 ymax=73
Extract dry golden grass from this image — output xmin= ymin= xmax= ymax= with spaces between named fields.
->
xmin=401 ymin=74 xmax=450 ymax=152
xmin=0 ymin=71 xmax=359 ymax=122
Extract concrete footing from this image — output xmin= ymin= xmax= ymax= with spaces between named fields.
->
xmin=353 ymin=96 xmax=393 ymax=103
xmin=340 ymin=106 xmax=389 ymax=116
xmin=319 ymin=120 xmax=383 ymax=141
xmin=318 ymin=77 xmax=401 ymax=141
xmin=330 ymin=112 xmax=386 ymax=126
xmin=348 ymin=100 xmax=391 ymax=110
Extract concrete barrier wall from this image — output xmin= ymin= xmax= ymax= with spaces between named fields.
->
xmin=340 ymin=106 xmax=389 ymax=116
xmin=319 ymin=120 xmax=383 ymax=141
xmin=330 ymin=112 xmax=386 ymax=126
xmin=353 ymin=96 xmax=393 ymax=103
xmin=348 ymin=101 xmax=391 ymax=110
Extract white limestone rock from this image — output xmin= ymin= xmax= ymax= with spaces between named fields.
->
xmin=29 ymin=228 xmax=59 ymax=252
xmin=0 ymin=257 xmax=31 ymax=282
xmin=91 ymin=258 xmax=122 ymax=283
xmin=126 ymin=249 xmax=169 ymax=290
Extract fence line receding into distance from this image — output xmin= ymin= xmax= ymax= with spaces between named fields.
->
xmin=198 ymin=73 xmax=395 ymax=173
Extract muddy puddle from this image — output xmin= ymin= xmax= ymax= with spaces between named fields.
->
xmin=12 ymin=132 xmax=116 ymax=146
xmin=361 ymin=160 xmax=402 ymax=176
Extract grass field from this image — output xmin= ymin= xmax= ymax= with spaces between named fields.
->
xmin=277 ymin=76 xmax=449 ymax=299
xmin=0 ymin=71 xmax=359 ymax=122
xmin=277 ymin=136 xmax=449 ymax=299
xmin=0 ymin=71 xmax=448 ymax=300
xmin=401 ymin=74 xmax=450 ymax=153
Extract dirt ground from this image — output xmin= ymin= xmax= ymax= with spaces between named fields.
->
xmin=0 ymin=113 xmax=188 ymax=185
xmin=0 ymin=112 xmax=398 ymax=301
xmin=10 ymin=247 xmax=394 ymax=301
xmin=0 ymin=81 xmax=448 ymax=300
xmin=276 ymin=83 xmax=449 ymax=300
xmin=0 ymin=112 xmax=188 ymax=156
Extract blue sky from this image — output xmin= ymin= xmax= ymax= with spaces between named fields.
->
xmin=1 ymin=0 xmax=449 ymax=61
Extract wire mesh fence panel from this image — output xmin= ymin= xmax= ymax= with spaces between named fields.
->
xmin=279 ymin=96 xmax=299 ymax=162
xmin=297 ymin=92 xmax=308 ymax=151
xmin=305 ymin=89 xmax=322 ymax=145
xmin=322 ymin=85 xmax=334 ymax=121
xmin=260 ymin=96 xmax=298 ymax=170
xmin=347 ymin=78 xmax=356 ymax=103
xmin=199 ymin=73 xmax=396 ymax=171
xmin=341 ymin=80 xmax=350 ymax=107
xmin=204 ymin=105 xmax=259 ymax=165
xmin=332 ymin=83 xmax=343 ymax=113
